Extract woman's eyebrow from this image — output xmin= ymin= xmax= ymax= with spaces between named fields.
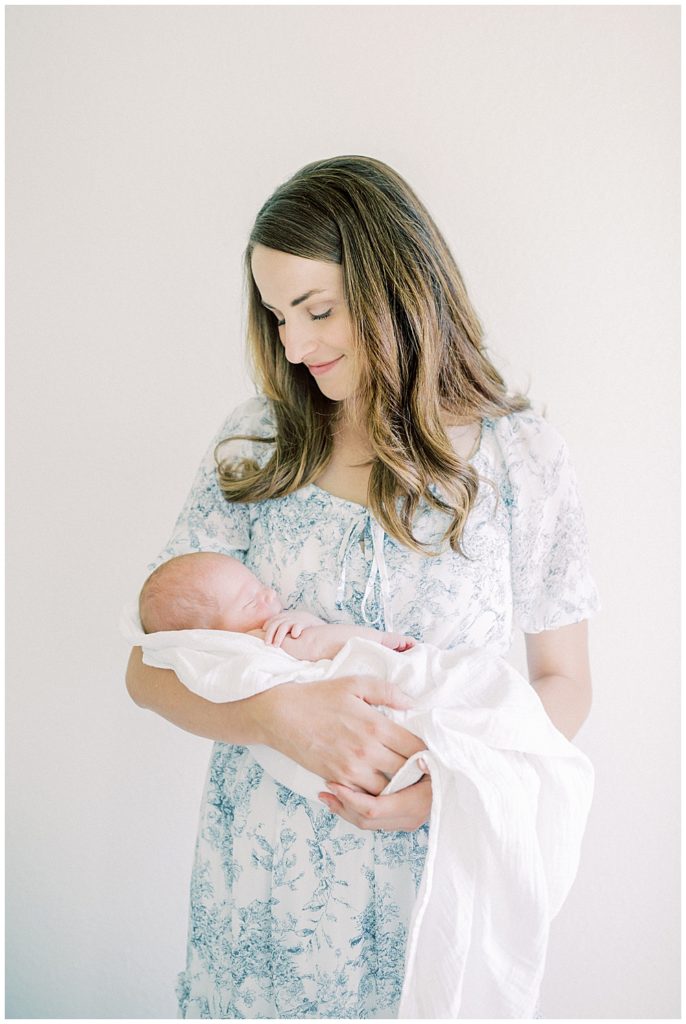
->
xmin=261 ymin=288 xmax=327 ymax=312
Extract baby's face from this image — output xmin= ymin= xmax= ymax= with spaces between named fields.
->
xmin=214 ymin=560 xmax=283 ymax=632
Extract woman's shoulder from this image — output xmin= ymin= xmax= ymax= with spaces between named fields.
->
xmin=478 ymin=406 xmax=586 ymax=507
xmin=483 ymin=406 xmax=570 ymax=470
xmin=217 ymin=393 xmax=276 ymax=438
xmin=212 ymin=393 xmax=277 ymax=470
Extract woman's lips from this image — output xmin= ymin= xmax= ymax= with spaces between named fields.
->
xmin=306 ymin=356 xmax=343 ymax=376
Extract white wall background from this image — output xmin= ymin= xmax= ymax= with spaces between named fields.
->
xmin=6 ymin=5 xmax=679 ymax=1019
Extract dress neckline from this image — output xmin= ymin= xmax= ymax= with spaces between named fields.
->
xmin=305 ymin=481 xmax=370 ymax=511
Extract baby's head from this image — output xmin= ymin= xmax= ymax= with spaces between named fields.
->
xmin=139 ymin=552 xmax=283 ymax=634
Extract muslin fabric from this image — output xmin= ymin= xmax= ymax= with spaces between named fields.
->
xmin=136 ymin=394 xmax=599 ymax=1018
xmin=122 ymin=608 xmax=594 ymax=1018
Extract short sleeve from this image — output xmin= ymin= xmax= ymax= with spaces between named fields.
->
xmin=148 ymin=394 xmax=275 ymax=573
xmin=497 ymin=412 xmax=601 ymax=633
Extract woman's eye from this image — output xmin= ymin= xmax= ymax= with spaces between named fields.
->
xmin=274 ymin=309 xmax=332 ymax=328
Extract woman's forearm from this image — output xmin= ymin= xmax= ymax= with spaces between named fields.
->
xmin=125 ymin=646 xmax=269 ymax=744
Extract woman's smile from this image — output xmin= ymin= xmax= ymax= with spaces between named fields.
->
xmin=306 ymin=355 xmax=344 ymax=376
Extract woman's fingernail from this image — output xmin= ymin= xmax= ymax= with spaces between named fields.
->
xmin=417 ymin=757 xmax=428 ymax=773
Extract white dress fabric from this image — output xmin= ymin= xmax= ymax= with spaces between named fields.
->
xmin=120 ymin=610 xmax=594 ymax=1019
xmin=144 ymin=394 xmax=600 ymax=1019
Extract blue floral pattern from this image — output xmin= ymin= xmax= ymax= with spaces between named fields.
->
xmin=152 ymin=395 xmax=599 ymax=1018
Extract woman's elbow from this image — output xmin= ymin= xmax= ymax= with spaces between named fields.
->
xmin=582 ymin=675 xmax=593 ymax=724
xmin=569 ymin=672 xmax=593 ymax=739
xmin=125 ymin=647 xmax=149 ymax=708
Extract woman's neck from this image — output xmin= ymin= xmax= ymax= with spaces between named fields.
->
xmin=331 ymin=416 xmax=374 ymax=459
xmin=318 ymin=404 xmax=482 ymax=504
xmin=331 ymin=403 xmax=479 ymax=452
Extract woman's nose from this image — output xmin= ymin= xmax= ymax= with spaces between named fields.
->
xmin=280 ymin=324 xmax=318 ymax=365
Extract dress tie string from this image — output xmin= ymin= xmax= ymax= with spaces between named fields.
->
xmin=335 ymin=514 xmax=394 ymax=632
xmin=335 ymin=519 xmax=363 ymax=610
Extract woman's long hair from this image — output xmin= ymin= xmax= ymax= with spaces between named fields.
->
xmin=217 ymin=155 xmax=529 ymax=554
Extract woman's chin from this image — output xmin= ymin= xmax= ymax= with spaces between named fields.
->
xmin=314 ymin=383 xmax=350 ymax=402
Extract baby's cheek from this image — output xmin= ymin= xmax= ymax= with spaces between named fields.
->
xmin=266 ymin=594 xmax=284 ymax=617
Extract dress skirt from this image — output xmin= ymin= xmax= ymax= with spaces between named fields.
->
xmin=177 ymin=743 xmax=429 ymax=1019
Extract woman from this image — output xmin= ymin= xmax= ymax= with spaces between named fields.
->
xmin=126 ymin=155 xmax=599 ymax=1018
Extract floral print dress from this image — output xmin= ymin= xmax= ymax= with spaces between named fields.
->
xmin=150 ymin=395 xmax=600 ymax=1019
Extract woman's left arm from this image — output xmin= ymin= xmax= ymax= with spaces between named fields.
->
xmin=525 ymin=619 xmax=592 ymax=741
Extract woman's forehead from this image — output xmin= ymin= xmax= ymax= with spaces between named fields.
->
xmin=251 ymin=244 xmax=341 ymax=297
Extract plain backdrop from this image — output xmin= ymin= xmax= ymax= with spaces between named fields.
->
xmin=6 ymin=5 xmax=680 ymax=1019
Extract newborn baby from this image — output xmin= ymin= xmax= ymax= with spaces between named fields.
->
xmin=139 ymin=551 xmax=415 ymax=661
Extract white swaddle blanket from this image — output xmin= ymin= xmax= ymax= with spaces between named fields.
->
xmin=122 ymin=604 xmax=594 ymax=1019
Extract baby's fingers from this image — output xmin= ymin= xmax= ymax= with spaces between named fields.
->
xmin=263 ymin=614 xmax=291 ymax=645
xmin=264 ymin=617 xmax=286 ymax=644
xmin=263 ymin=620 xmax=279 ymax=644
xmin=382 ymin=633 xmax=415 ymax=651
xmin=273 ymin=622 xmax=294 ymax=647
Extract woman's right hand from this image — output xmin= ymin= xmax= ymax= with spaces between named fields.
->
xmin=250 ymin=675 xmax=426 ymax=796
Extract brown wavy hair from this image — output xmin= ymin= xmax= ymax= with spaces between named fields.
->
xmin=216 ymin=155 xmax=529 ymax=554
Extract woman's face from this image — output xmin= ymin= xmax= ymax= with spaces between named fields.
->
xmin=250 ymin=244 xmax=356 ymax=403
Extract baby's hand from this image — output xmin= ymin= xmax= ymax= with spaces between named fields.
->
xmin=263 ymin=610 xmax=326 ymax=647
xmin=379 ymin=632 xmax=415 ymax=652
